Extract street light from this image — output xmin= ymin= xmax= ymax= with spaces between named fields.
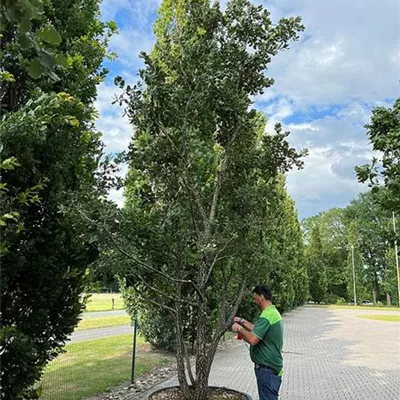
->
xmin=351 ymin=245 xmax=357 ymax=306
xmin=392 ymin=212 xmax=400 ymax=308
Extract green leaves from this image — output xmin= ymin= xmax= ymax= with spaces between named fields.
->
xmin=356 ymin=97 xmax=400 ymax=213
xmin=27 ymin=58 xmax=45 ymax=79
xmin=1 ymin=1 xmax=115 ymax=396
xmin=1 ymin=1 xmax=64 ymax=80
xmin=306 ymin=224 xmax=328 ymax=303
xmin=37 ymin=24 xmax=62 ymax=45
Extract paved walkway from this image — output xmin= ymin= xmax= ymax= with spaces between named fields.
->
xmin=81 ymin=310 xmax=128 ymax=318
xmin=139 ymin=307 xmax=400 ymax=399
xmin=70 ymin=310 xmax=131 ymax=342
xmin=70 ymin=325 xmax=132 ymax=343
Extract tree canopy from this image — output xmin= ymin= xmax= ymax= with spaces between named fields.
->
xmin=0 ymin=1 xmax=115 ymax=397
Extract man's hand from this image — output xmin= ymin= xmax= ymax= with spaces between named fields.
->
xmin=231 ymin=322 xmax=242 ymax=332
xmin=231 ymin=322 xmax=260 ymax=345
xmin=234 ymin=316 xmax=244 ymax=324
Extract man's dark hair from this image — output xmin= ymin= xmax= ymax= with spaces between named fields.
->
xmin=253 ymin=285 xmax=272 ymax=301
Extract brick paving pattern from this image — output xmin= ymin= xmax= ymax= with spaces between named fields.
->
xmin=139 ymin=307 xmax=400 ymax=399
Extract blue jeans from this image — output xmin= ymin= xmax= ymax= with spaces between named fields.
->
xmin=254 ymin=364 xmax=282 ymax=400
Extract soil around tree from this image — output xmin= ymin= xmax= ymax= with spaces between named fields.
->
xmin=149 ymin=386 xmax=251 ymax=400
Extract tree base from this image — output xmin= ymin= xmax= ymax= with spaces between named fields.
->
xmin=149 ymin=386 xmax=252 ymax=400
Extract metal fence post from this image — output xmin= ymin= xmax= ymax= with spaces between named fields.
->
xmin=131 ymin=317 xmax=138 ymax=383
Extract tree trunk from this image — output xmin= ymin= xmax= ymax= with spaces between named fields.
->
xmin=372 ymin=289 xmax=377 ymax=305
xmin=193 ymin=296 xmax=208 ymax=400
xmin=193 ymin=355 xmax=209 ymax=400
xmin=386 ymin=292 xmax=391 ymax=306
xmin=175 ymin=287 xmax=190 ymax=398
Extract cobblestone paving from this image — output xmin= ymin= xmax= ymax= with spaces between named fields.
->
xmin=138 ymin=307 xmax=400 ymax=399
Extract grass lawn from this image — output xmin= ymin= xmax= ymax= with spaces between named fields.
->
xmin=358 ymin=314 xmax=400 ymax=322
xmin=76 ymin=315 xmax=131 ymax=331
xmin=84 ymin=293 xmax=125 ymax=312
xmin=306 ymin=304 xmax=400 ymax=312
xmin=41 ymin=334 xmax=170 ymax=400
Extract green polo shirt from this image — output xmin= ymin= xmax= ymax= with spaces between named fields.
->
xmin=250 ymin=305 xmax=283 ymax=375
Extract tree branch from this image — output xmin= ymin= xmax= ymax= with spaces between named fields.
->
xmin=206 ymin=110 xmax=242 ymax=240
xmin=202 ymin=220 xmax=250 ymax=288
xmin=77 ymin=208 xmax=204 ymax=299
xmin=218 ymin=277 xmax=247 ymax=334
xmin=136 ymin=273 xmax=198 ymax=307
xmin=131 ymin=284 xmax=176 ymax=315
xmin=158 ymin=122 xmax=209 ymax=228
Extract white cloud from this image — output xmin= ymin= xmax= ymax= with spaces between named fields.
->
xmin=284 ymin=102 xmax=376 ymax=217
xmin=264 ymin=0 xmax=400 ymax=108
xmin=108 ymin=27 xmax=155 ymax=69
xmin=260 ymin=97 xmax=295 ymax=133
xmin=101 ymin=0 xmax=159 ymax=69
xmin=101 ymin=0 xmax=160 ymax=23
xmin=287 ymin=145 xmax=370 ymax=218
xmin=95 ymin=82 xmax=133 ymax=154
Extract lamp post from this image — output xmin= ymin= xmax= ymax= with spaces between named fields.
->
xmin=392 ymin=212 xmax=400 ymax=308
xmin=351 ymin=245 xmax=357 ymax=306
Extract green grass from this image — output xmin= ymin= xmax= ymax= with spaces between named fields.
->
xmin=40 ymin=334 xmax=170 ymax=400
xmin=306 ymin=304 xmax=400 ymax=312
xmin=84 ymin=293 xmax=125 ymax=312
xmin=358 ymin=314 xmax=400 ymax=322
xmin=76 ymin=315 xmax=131 ymax=331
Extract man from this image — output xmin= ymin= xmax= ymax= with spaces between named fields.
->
xmin=232 ymin=285 xmax=283 ymax=400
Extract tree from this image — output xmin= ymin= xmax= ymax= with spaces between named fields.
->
xmin=306 ymin=225 xmax=327 ymax=303
xmin=345 ymin=190 xmax=393 ymax=304
xmin=303 ymin=209 xmax=348 ymax=302
xmin=0 ymin=1 xmax=115 ymax=397
xmin=382 ymin=248 xmax=399 ymax=306
xmin=356 ymin=97 xmax=400 ymax=213
xmin=346 ymin=220 xmax=368 ymax=304
xmin=109 ymin=1 xmax=304 ymax=398
xmin=260 ymin=177 xmax=307 ymax=311
xmin=356 ymin=96 xmax=400 ymax=305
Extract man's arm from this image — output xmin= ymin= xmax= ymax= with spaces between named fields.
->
xmin=231 ymin=322 xmax=260 ymax=346
xmin=234 ymin=316 xmax=254 ymax=331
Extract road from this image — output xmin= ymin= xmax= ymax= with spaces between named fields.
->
xmin=70 ymin=310 xmax=132 ymax=343
xmin=80 ymin=310 xmax=128 ymax=318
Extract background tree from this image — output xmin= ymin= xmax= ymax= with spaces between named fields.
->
xmin=346 ymin=220 xmax=367 ymax=304
xmin=260 ymin=177 xmax=307 ymax=311
xmin=345 ymin=190 xmax=394 ymax=304
xmin=303 ymin=209 xmax=348 ymax=303
xmin=356 ymin=95 xmax=400 ymax=306
xmin=301 ymin=189 xmax=397 ymax=306
xmin=106 ymin=1 xmax=305 ymax=398
xmin=382 ymin=248 xmax=399 ymax=306
xmin=356 ymin=97 xmax=400 ymax=214
xmin=0 ymin=1 xmax=116 ymax=398
xmin=306 ymin=224 xmax=327 ymax=303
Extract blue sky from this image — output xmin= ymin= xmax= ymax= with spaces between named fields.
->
xmin=95 ymin=0 xmax=400 ymax=219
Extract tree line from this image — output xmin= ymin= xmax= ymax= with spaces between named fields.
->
xmin=303 ymin=188 xmax=399 ymax=306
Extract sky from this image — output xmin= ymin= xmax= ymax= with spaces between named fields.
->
xmin=95 ymin=0 xmax=400 ymax=219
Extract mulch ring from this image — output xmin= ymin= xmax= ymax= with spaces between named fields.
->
xmin=149 ymin=386 xmax=249 ymax=400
